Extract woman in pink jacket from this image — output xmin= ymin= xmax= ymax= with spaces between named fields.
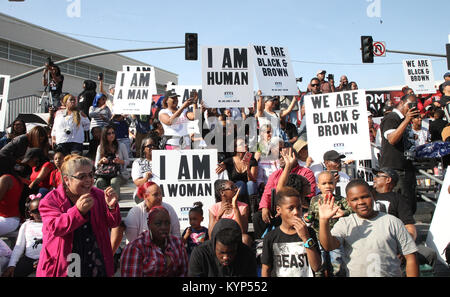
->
xmin=37 ymin=154 xmax=121 ymax=277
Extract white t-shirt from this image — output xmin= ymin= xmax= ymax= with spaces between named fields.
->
xmin=331 ymin=212 xmax=418 ymax=277
xmin=8 ymin=220 xmax=43 ymax=266
xmin=124 ymin=201 xmax=181 ymax=244
xmin=131 ymin=158 xmax=153 ymax=199
xmin=412 ymin=127 xmax=429 ymax=147
xmin=159 ymin=108 xmax=191 ymax=147
xmin=51 ymin=111 xmax=90 ymax=144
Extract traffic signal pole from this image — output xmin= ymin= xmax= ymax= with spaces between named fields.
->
xmin=10 ymin=45 xmax=185 ymax=83
xmin=385 ymin=49 xmax=446 ymax=58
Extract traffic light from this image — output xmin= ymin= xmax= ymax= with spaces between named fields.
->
xmin=446 ymin=43 xmax=450 ymax=70
xmin=185 ymin=33 xmax=198 ymax=61
xmin=361 ymin=36 xmax=374 ymax=63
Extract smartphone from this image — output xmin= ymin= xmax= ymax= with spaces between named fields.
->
xmin=328 ymin=74 xmax=334 ymax=80
xmin=330 ymin=170 xmax=338 ymax=176
xmin=98 ymin=72 xmax=104 ymax=81
xmin=408 ymin=102 xmax=417 ymax=110
xmin=243 ymin=152 xmax=253 ymax=164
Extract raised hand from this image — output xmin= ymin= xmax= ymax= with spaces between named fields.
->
xmin=76 ymin=193 xmax=95 ymax=215
xmin=104 ymin=186 xmax=118 ymax=209
xmin=318 ymin=194 xmax=340 ymax=221
xmin=232 ymin=188 xmax=241 ymax=209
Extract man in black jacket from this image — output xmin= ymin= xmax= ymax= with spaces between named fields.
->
xmin=379 ymin=95 xmax=420 ymax=213
xmin=188 ymin=218 xmax=257 ymax=277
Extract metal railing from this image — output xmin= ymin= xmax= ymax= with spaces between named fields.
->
xmin=5 ymin=94 xmax=41 ymax=127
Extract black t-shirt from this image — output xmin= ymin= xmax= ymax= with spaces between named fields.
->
xmin=222 ymin=156 xmax=258 ymax=183
xmin=49 ymin=75 xmax=64 ymax=100
xmin=374 ymin=192 xmax=415 ymax=225
xmin=261 ymin=226 xmax=319 ymax=277
xmin=379 ymin=111 xmax=413 ymax=170
xmin=429 ymin=118 xmax=448 ymax=142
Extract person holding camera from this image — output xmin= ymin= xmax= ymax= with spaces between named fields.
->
xmin=379 ymin=94 xmax=420 ymax=214
xmin=316 ymin=70 xmax=335 ymax=94
xmin=51 ymin=94 xmax=90 ymax=155
xmin=42 ymin=58 xmax=64 ymax=108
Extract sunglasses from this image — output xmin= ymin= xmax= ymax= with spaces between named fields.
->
xmin=70 ymin=172 xmax=94 ymax=180
xmin=375 ymin=174 xmax=389 ymax=179
xmin=311 ymin=84 xmax=319 ymax=87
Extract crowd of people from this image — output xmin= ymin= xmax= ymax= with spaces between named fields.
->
xmin=0 ymin=67 xmax=449 ymax=278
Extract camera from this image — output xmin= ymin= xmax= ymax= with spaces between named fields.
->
xmin=64 ymin=128 xmax=71 ymax=135
xmin=328 ymin=74 xmax=334 ymax=81
xmin=98 ymin=72 xmax=103 ymax=81
xmin=295 ymin=77 xmax=303 ymax=83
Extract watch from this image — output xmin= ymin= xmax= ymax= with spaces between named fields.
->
xmin=304 ymin=238 xmax=316 ymax=249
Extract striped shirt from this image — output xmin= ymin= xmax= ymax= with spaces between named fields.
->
xmin=120 ymin=230 xmax=188 ymax=277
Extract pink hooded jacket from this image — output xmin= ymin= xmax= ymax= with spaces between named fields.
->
xmin=36 ymin=184 xmax=121 ymax=277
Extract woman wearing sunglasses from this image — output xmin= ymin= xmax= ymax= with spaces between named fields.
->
xmin=36 ymin=154 xmax=121 ymax=277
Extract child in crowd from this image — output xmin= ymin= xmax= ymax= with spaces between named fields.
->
xmin=306 ymin=171 xmax=353 ymax=277
xmin=49 ymin=151 xmax=65 ymax=189
xmin=1 ymin=195 xmax=43 ymax=277
xmin=182 ymin=202 xmax=209 ymax=257
xmin=0 ymin=239 xmax=11 ymax=275
xmin=261 ymin=187 xmax=321 ymax=277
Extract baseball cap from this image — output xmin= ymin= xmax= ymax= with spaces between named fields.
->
xmin=293 ymin=139 xmax=308 ymax=154
xmin=317 ymin=70 xmax=326 ymax=75
xmin=323 ymin=150 xmax=346 ymax=161
xmin=164 ymin=90 xmax=180 ymax=98
xmin=443 ymin=72 xmax=450 ymax=78
xmin=264 ymin=96 xmax=278 ymax=102
xmin=21 ymin=148 xmax=45 ymax=164
xmin=372 ymin=167 xmax=399 ymax=185
xmin=108 ymin=84 xmax=115 ymax=90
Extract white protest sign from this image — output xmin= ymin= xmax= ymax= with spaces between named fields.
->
xmin=113 ymin=66 xmax=157 ymax=115
xmin=202 ymin=46 xmax=254 ymax=108
xmin=426 ymin=167 xmax=450 ymax=264
xmin=304 ymin=90 xmax=372 ymax=162
xmin=402 ymin=59 xmax=436 ymax=94
xmin=166 ymin=84 xmax=202 ymax=105
xmin=250 ymin=45 xmax=298 ymax=96
xmin=0 ymin=75 xmax=10 ymax=132
xmin=152 ymin=149 xmax=218 ymax=232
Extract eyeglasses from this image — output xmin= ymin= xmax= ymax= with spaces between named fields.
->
xmin=265 ymin=130 xmax=272 ymax=134
xmin=70 ymin=172 xmax=94 ymax=180
xmin=29 ymin=209 xmax=40 ymax=215
xmin=222 ymin=185 xmax=237 ymax=191
xmin=311 ymin=84 xmax=319 ymax=87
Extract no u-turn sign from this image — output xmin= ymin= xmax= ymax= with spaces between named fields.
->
xmin=373 ymin=41 xmax=386 ymax=57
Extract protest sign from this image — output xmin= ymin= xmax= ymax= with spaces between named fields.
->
xmin=0 ymin=75 xmax=10 ymax=132
xmin=113 ymin=66 xmax=157 ymax=115
xmin=166 ymin=84 xmax=202 ymax=105
xmin=202 ymin=46 xmax=254 ymax=108
xmin=402 ymin=59 xmax=436 ymax=94
xmin=426 ymin=167 xmax=450 ymax=264
xmin=304 ymin=90 xmax=372 ymax=162
xmin=250 ymin=45 xmax=297 ymax=96
xmin=152 ymin=149 xmax=218 ymax=231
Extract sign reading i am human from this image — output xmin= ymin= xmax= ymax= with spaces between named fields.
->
xmin=202 ymin=46 xmax=254 ymax=108
xmin=251 ymin=45 xmax=298 ymax=96
xmin=113 ymin=65 xmax=157 ymax=115
xmin=402 ymin=59 xmax=436 ymax=94
xmin=0 ymin=75 xmax=10 ymax=131
xmin=304 ymin=90 xmax=372 ymax=162
xmin=152 ymin=149 xmax=218 ymax=232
